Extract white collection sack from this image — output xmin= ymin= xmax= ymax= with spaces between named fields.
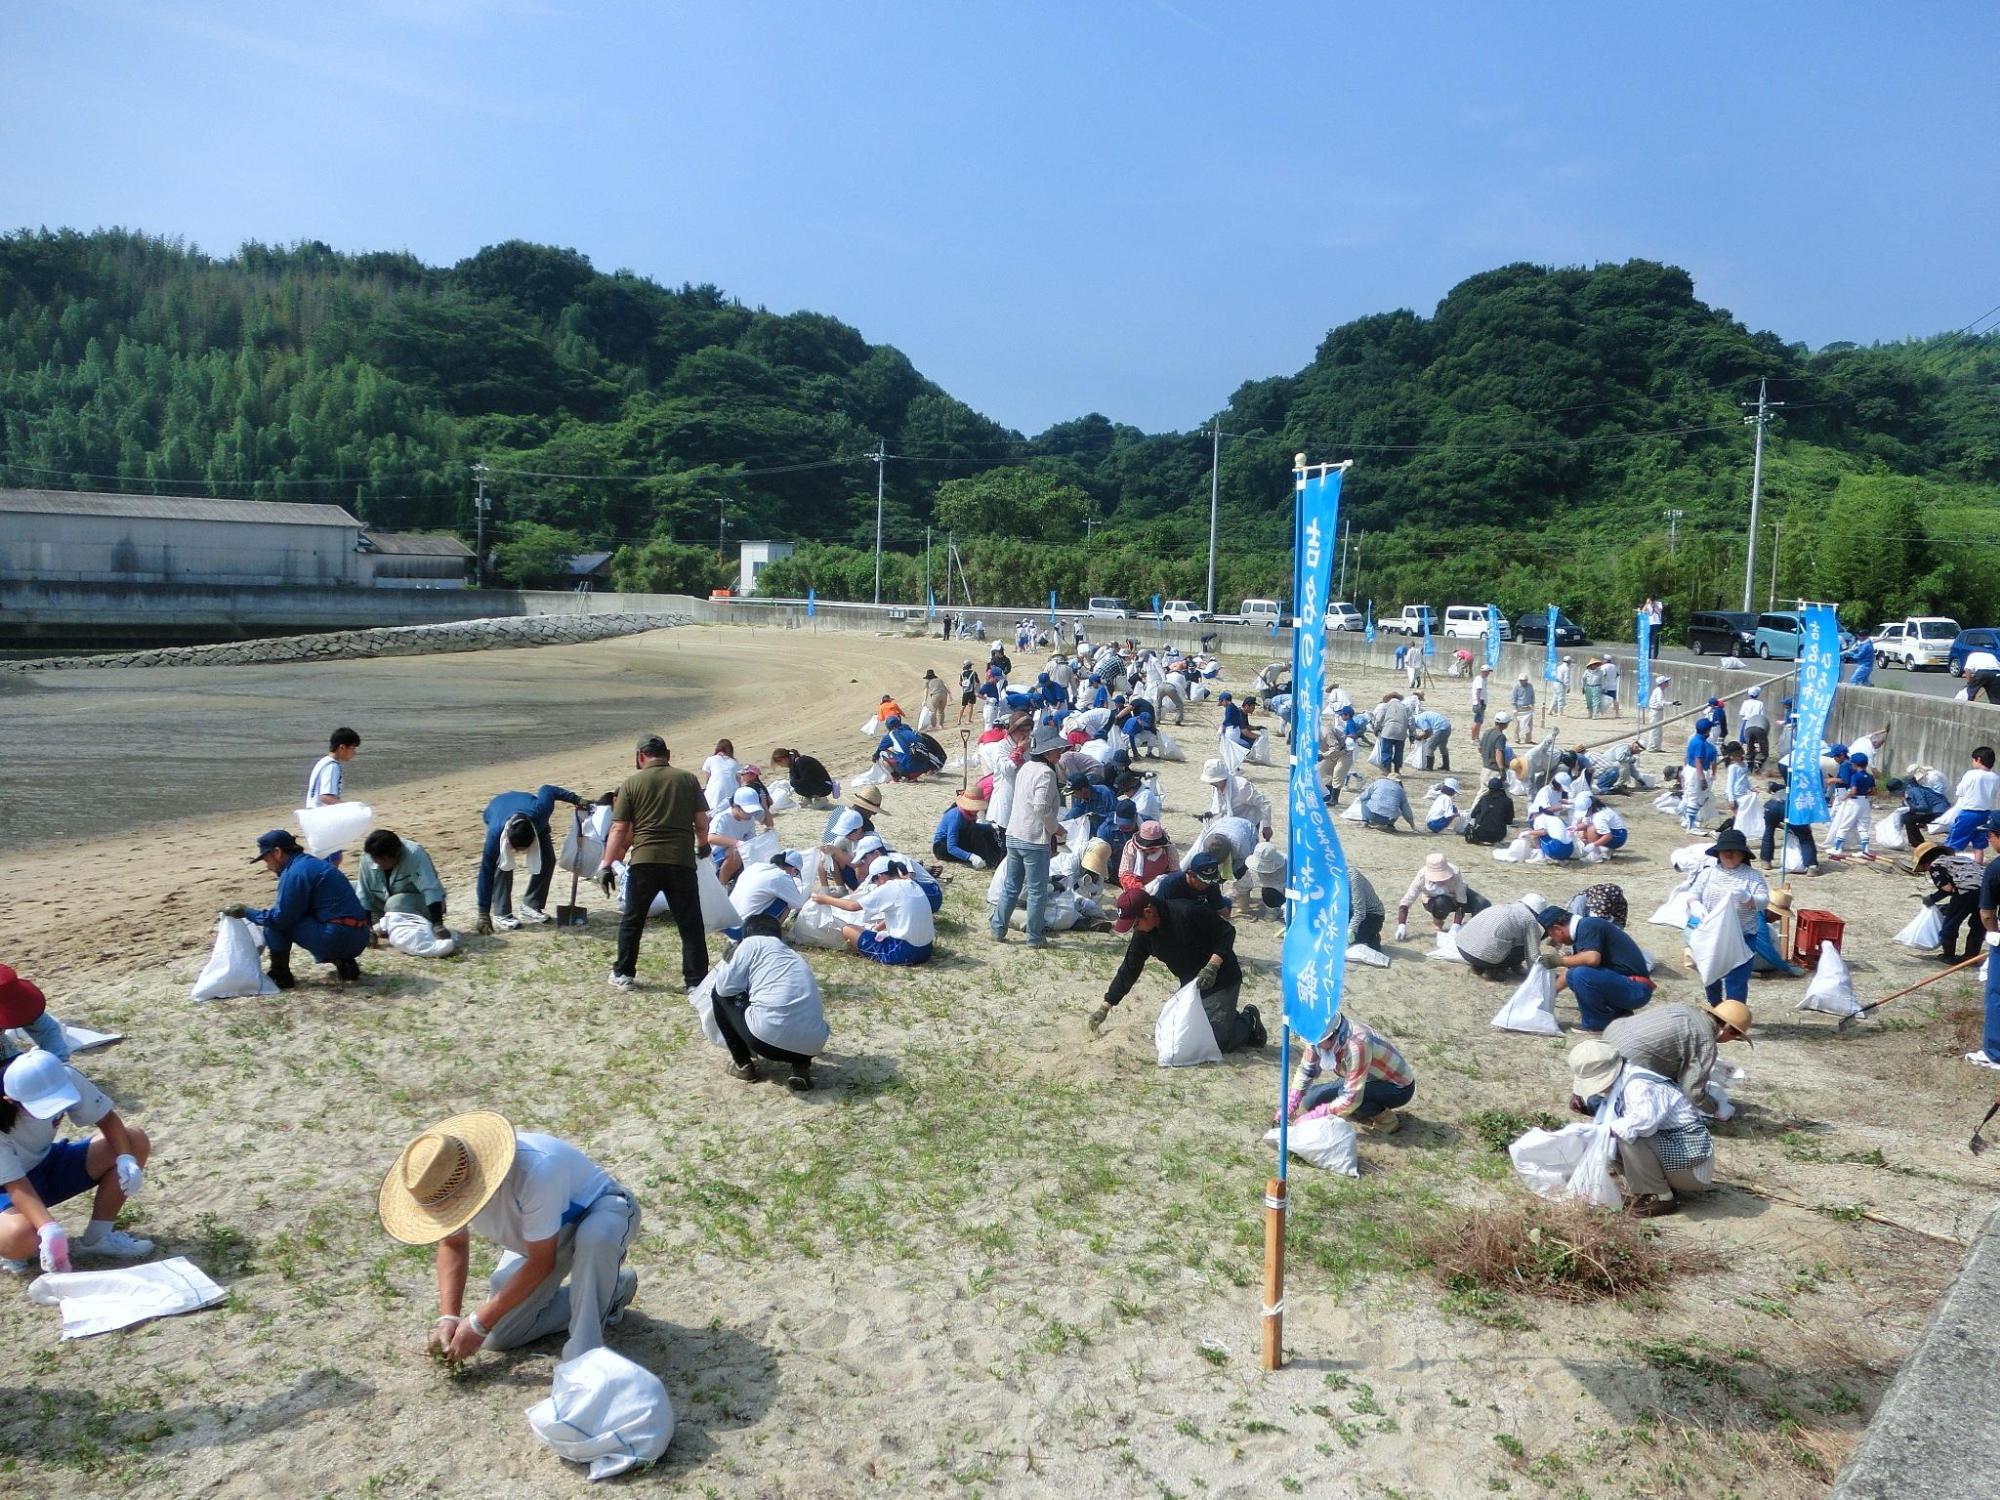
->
xmin=859 ymin=715 xmax=881 ymax=736
xmin=766 ymin=778 xmax=798 ymax=813
xmin=1264 ymin=1118 xmax=1360 ymax=1177
xmin=295 ymin=801 xmax=373 ymax=857
xmin=1784 ymin=840 xmax=1811 ymax=873
xmin=1346 ymin=943 xmax=1392 ymax=969
xmin=1686 ymin=908 xmax=1752 ymax=987
xmin=525 ymin=1347 xmax=675 ymax=1481
xmin=852 ymin=761 xmax=890 ymax=787
xmin=1491 ymin=965 xmax=1562 ymax=1036
xmin=1509 ymin=1123 xmax=1594 ymax=1199
xmin=1891 ymin=904 xmax=1944 ymax=950
xmin=1218 ymin=733 xmax=1250 ymax=776
xmin=790 ymin=897 xmax=849 ymax=949
xmin=1796 ymin=942 xmax=1860 ymax=1017
xmin=1872 ymin=812 xmax=1910 ymax=852
xmin=28 ymin=1257 xmax=226 ymax=1339
xmin=917 ymin=703 xmax=939 ymax=732
xmin=1427 ymin=930 xmax=1466 ymax=963
xmin=1492 ymin=833 xmax=1533 ymax=863
xmin=695 ymin=859 xmax=736 ymax=932
xmin=1152 ymin=730 xmax=1185 ymax=762
xmin=558 ymin=806 xmax=613 ymax=875
xmin=1669 ymin=842 xmax=1712 ymax=873
xmin=1245 ymin=734 xmax=1274 ymax=766
xmin=1340 ymin=799 xmax=1365 ymax=823
xmin=189 ymin=917 xmax=278 ymax=1001
xmin=1567 ymin=1117 xmax=1624 ymax=1210
xmin=376 ymin=913 xmax=458 ymax=958
xmin=687 ymin=970 xmax=726 ymax=1048
xmin=1648 ymin=892 xmax=1693 ymax=928
xmin=1154 ymin=979 xmax=1223 ymax=1067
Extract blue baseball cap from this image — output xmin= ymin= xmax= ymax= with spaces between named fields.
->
xmin=1186 ymin=851 xmax=1222 ymax=880
xmin=252 ymin=828 xmax=302 ymax=861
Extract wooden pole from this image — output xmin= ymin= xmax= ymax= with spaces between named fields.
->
xmin=1260 ymin=1176 xmax=1286 ymax=1370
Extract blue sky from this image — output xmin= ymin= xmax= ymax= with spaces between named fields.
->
xmin=5 ymin=2 xmax=1996 ymax=434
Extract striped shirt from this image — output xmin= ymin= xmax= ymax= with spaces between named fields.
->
xmin=1290 ymin=1019 xmax=1413 ymax=1120
xmin=1602 ymin=1004 xmax=1718 ymax=1098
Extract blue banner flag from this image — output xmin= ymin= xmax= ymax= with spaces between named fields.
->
xmin=806 ymin=587 xmax=816 ymax=618
xmin=1634 ymin=610 xmax=1651 ymax=712
xmin=1421 ymin=607 xmax=1435 ymax=657
xmin=1283 ymin=464 xmax=1352 ymax=1050
xmin=1484 ymin=604 xmax=1503 ymax=670
xmin=1544 ymin=605 xmax=1559 ymax=683
xmin=1153 ymin=593 xmax=1163 ymax=636
xmin=1787 ymin=605 xmax=1841 ymax=826
xmin=1364 ymin=600 xmax=1375 ymax=643
xmin=1048 ymin=590 xmax=1058 ymax=625
xmin=927 ymin=587 xmax=936 ymax=620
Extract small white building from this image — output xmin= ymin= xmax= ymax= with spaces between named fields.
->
xmin=738 ymin=540 xmax=795 ymax=596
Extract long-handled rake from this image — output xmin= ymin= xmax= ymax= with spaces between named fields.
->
xmin=1970 ymin=1097 xmax=2000 ymax=1156
xmin=1836 ymin=951 xmax=1987 ymax=1033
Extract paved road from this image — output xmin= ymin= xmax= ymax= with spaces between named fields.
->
xmin=1644 ymin=645 xmax=1971 ymax=702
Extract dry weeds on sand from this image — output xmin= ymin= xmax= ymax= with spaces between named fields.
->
xmin=0 ymin=626 xmax=1992 ymax=1500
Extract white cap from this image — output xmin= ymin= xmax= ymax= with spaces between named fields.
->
xmin=852 ymin=834 xmax=886 ymax=862
xmin=1747 ymin=686 xmax=1763 ymax=698
xmin=1495 ymin=711 xmax=1512 ymax=724
xmin=731 ymin=786 xmax=763 ymax=811
xmin=829 ymin=809 xmax=863 ymax=840
xmin=1200 ymin=758 xmax=1228 ymax=784
xmin=2 ymin=1050 xmax=80 ymax=1120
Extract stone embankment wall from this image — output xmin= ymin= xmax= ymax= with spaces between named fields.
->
xmin=0 ymin=611 xmax=689 ymax=673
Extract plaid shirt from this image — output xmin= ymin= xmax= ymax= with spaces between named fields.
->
xmin=1289 ymin=1020 xmax=1413 ymax=1120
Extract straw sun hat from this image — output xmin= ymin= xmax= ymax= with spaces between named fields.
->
xmin=378 ymin=1111 xmax=517 ymax=1244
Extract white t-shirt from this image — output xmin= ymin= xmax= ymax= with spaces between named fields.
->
xmin=1425 ymin=791 xmax=1461 ymax=824
xmin=0 ymin=1065 xmax=114 ymax=1185
xmin=860 ymin=880 xmax=935 ymax=947
xmin=1952 ymin=768 xmax=2000 ymax=814
xmin=1591 ymin=808 xmax=1628 ymax=836
xmin=701 ymin=755 xmax=741 ymax=812
xmin=1203 ymin=814 xmax=1258 ymax=866
xmin=710 ymin=936 xmax=829 ymax=1056
xmin=710 ymin=809 xmax=762 ymax=846
xmin=305 ymin=754 xmax=344 ymax=806
xmin=730 ymin=863 xmax=804 ymax=924
xmin=1737 ymin=698 xmax=1768 ymax=730
xmin=467 ymin=1132 xmax=617 ymax=1253
xmin=1533 ymin=812 xmax=1573 ymax=846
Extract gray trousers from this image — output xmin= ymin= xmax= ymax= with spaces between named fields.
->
xmin=485 ymin=1190 xmax=641 ymax=1361
xmin=1414 ymin=731 xmax=1450 ymax=771
xmin=1615 ymin=1137 xmax=1708 ymax=1200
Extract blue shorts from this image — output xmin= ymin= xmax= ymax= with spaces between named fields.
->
xmin=1604 ymin=828 xmax=1628 ymax=850
xmin=1539 ymin=837 xmax=1576 ymax=860
xmin=0 ymin=1139 xmax=99 ymax=1216
xmin=1427 ymin=815 xmax=1456 ymax=833
xmin=857 ymin=932 xmax=933 ymax=966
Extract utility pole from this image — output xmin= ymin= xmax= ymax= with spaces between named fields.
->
xmin=716 ymin=495 xmax=728 ymax=560
xmin=943 ymin=531 xmax=952 ymax=608
xmin=924 ymin=525 xmax=932 ymax=607
xmin=1741 ymin=379 xmax=1783 ymax=613
xmin=1084 ymin=516 xmax=1101 ymax=544
xmin=1205 ymin=421 xmax=1220 ymax=615
xmin=471 ymin=458 xmax=489 ymax=587
xmin=1665 ymin=508 xmax=1684 ymax=557
xmin=1337 ymin=517 xmax=1351 ymax=598
xmin=872 ymin=439 xmax=887 ymax=605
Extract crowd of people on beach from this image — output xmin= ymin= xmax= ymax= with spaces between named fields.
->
xmin=5 ymin=624 xmax=1998 ymax=1386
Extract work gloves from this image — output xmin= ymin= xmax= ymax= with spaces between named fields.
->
xmin=1087 ymin=1002 xmax=1112 ymax=1036
xmin=1536 ymin=953 xmax=1560 ymax=972
xmin=222 ymin=904 xmax=248 ymax=919
xmin=474 ymin=915 xmax=494 ymax=936
xmin=1394 ymin=922 xmax=1409 ymax=942
xmin=597 ymin=867 xmax=617 ymax=898
xmin=37 ymin=1222 xmax=69 ymax=1274
xmin=115 ymin=1154 xmax=144 ymax=1195
xmin=967 ymin=855 xmax=986 ymax=869
xmin=1196 ymin=959 xmax=1224 ymax=994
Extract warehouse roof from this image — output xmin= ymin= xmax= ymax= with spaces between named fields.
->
xmin=567 ymin=551 xmax=616 ymax=576
xmin=360 ymin=530 xmax=474 ymax=558
xmin=0 ymin=488 xmax=362 ymax=528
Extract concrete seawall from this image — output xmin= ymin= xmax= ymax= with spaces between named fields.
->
xmin=0 ymin=610 xmax=690 ymax=673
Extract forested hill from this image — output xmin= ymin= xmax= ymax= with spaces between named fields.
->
xmin=2 ymin=229 xmax=1995 ymax=631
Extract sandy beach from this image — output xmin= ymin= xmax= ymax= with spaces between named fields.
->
xmin=1 ymin=623 xmax=1992 ymax=1500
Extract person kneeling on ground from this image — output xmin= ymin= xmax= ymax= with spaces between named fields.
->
xmin=1538 ymin=906 xmax=1656 ymax=1033
xmin=0 ymin=966 xmax=72 ymax=1067
xmin=226 ymin=829 xmax=370 ymax=988
xmin=0 ymin=1050 xmax=154 ymax=1273
xmin=360 ymin=829 xmax=450 ymax=942
xmin=1453 ymin=893 xmax=1547 ymax=979
xmin=1357 ymin=774 xmax=1417 ymax=832
xmin=934 ymin=789 xmax=1004 ymax=869
xmin=706 ymin=914 xmax=829 ymax=1091
xmin=810 ymin=857 xmax=936 ymax=965
xmin=1282 ymin=1012 xmax=1416 ymax=1135
xmin=1087 ymin=887 xmax=1264 ymax=1049
xmin=380 ymin=1114 xmax=639 ymax=1366
xmin=1567 ymin=1046 xmax=1714 ymax=1218
xmin=1462 ymin=776 xmax=1514 ymax=846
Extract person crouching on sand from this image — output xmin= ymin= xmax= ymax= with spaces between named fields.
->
xmin=0 ymin=1050 xmax=154 ymax=1273
xmin=226 ymin=828 xmax=370 ymax=987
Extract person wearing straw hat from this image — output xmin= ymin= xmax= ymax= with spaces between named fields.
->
xmin=1395 ymin=851 xmax=1480 ymax=939
xmin=226 ymin=828 xmax=370 ymax=989
xmin=933 ymin=788 xmax=1003 ymax=869
xmin=379 ymin=1114 xmax=639 ymax=1366
xmin=0 ymin=1049 xmax=154 ymax=1274
xmin=1594 ymin=1001 xmax=1752 ymax=1112
xmin=599 ymin=736 xmax=711 ymax=995
xmin=1536 ymin=905 xmax=1655 ymax=1032
xmin=822 ymin=782 xmax=886 ymax=849
xmin=1581 ymin=658 xmax=1605 ymax=719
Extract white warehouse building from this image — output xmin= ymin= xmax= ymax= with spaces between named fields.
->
xmin=0 ymin=489 xmax=365 ymax=587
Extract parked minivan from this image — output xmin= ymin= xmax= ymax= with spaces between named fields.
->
xmin=1324 ymin=601 xmax=1365 ymax=632
xmin=1753 ymin=611 xmax=1855 ymax=660
xmin=1441 ymin=605 xmax=1514 ymax=641
xmin=1085 ymin=596 xmax=1130 ymax=620
xmin=1686 ymin=610 xmax=1758 ymax=656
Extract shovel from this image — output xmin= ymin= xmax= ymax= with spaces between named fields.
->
xmin=959 ymin=729 xmax=974 ymax=791
xmin=555 ymin=807 xmax=589 ymax=928
xmin=1836 ymin=950 xmax=1988 ymax=1033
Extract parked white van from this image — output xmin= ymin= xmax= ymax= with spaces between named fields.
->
xmin=1442 ymin=605 xmax=1513 ymax=641
xmin=1085 ymin=596 xmax=1130 ymax=620
xmin=1324 ymin=601 xmax=1364 ymax=632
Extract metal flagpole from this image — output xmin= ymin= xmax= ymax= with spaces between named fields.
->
xmin=1205 ymin=421 xmax=1221 ymax=615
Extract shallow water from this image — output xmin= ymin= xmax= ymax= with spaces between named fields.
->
xmin=0 ymin=633 xmax=702 ymax=850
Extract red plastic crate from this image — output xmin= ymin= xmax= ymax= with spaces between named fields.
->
xmin=1791 ymin=909 xmax=1845 ymax=968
